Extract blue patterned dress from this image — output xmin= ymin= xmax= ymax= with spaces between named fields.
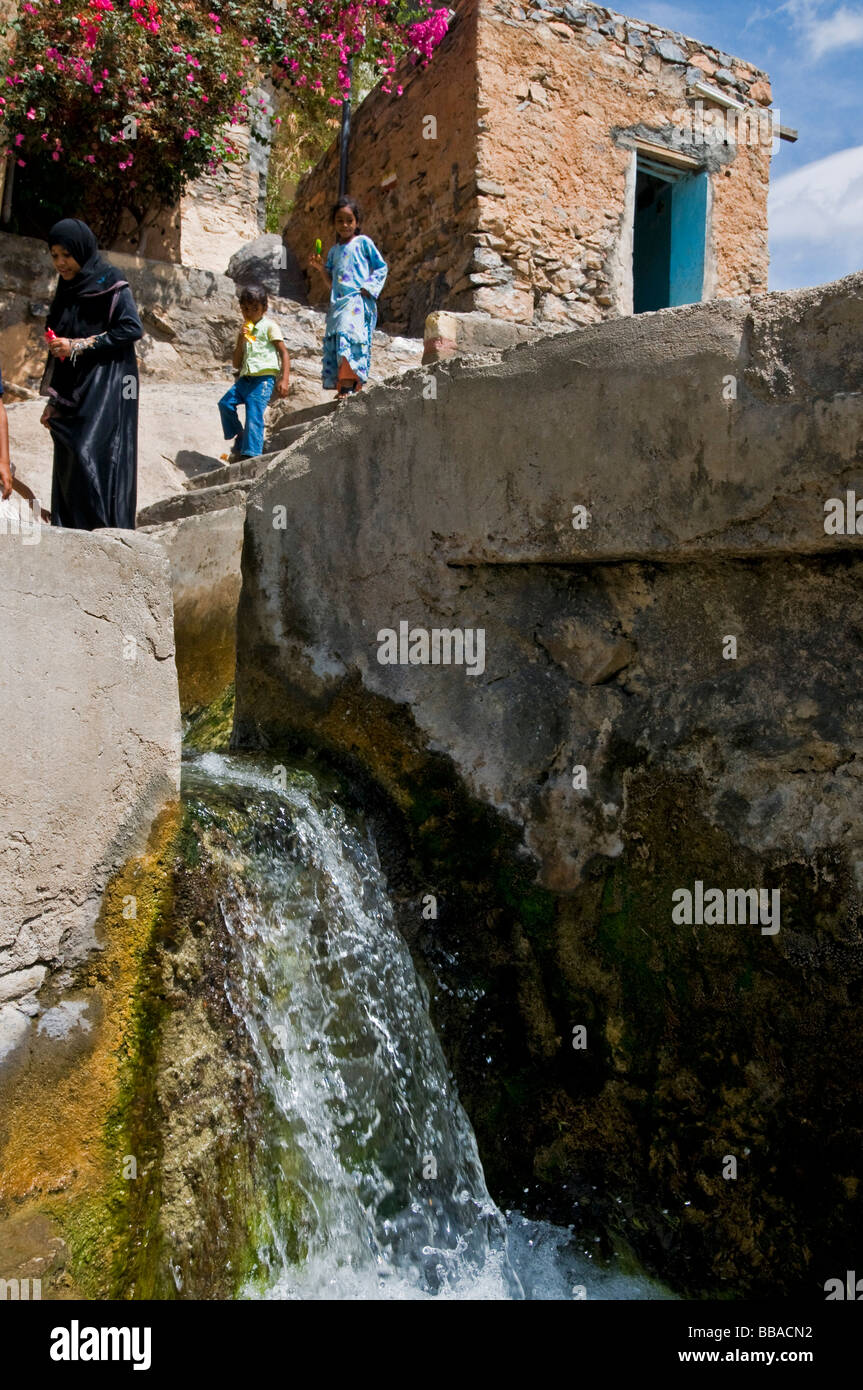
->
xmin=322 ymin=234 xmax=388 ymax=389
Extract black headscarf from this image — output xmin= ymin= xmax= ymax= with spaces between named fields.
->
xmin=45 ymin=218 xmax=126 ymax=335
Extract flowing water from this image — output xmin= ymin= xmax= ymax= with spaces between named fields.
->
xmin=182 ymin=752 xmax=671 ymax=1301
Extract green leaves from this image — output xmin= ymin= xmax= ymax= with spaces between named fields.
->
xmin=5 ymin=0 xmax=444 ymax=243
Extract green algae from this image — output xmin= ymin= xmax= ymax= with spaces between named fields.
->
xmin=183 ymin=683 xmax=236 ymax=753
xmin=0 ymin=802 xmax=181 ymax=1300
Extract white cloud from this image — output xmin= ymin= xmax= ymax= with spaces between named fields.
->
xmin=809 ymin=3 xmax=863 ymax=56
xmin=784 ymin=0 xmax=863 ymax=58
xmin=769 ymin=143 xmax=863 ymax=287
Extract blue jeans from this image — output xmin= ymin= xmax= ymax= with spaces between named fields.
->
xmin=218 ymin=374 xmax=275 ymax=457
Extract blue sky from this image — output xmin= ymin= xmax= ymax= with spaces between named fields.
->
xmin=624 ymin=0 xmax=863 ymax=290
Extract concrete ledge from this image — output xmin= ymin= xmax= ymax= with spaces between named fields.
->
xmin=423 ymin=309 xmax=544 ymax=364
xmin=142 ymin=507 xmax=245 ymax=712
xmin=0 ymin=527 xmax=181 ymax=1059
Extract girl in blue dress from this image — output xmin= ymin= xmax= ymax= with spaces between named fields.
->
xmin=309 ymin=198 xmax=388 ymax=398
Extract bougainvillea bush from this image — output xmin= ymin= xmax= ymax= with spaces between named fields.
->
xmin=0 ymin=0 xmax=449 ymax=242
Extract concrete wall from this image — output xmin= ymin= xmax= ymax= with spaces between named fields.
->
xmin=235 ymin=272 xmax=863 ymax=873
xmin=0 ymin=528 xmax=181 ymax=1064
xmin=142 ymin=507 xmax=245 ymax=713
xmin=284 ymin=0 xmax=771 ymax=334
xmin=232 ymin=272 xmax=863 ymax=1293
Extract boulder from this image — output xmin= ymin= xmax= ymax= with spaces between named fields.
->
xmin=226 ymin=233 xmax=290 ymax=298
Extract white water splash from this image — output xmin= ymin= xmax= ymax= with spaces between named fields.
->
xmin=184 ymin=753 xmax=671 ymax=1302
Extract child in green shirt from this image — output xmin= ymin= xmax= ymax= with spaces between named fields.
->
xmin=219 ymin=285 xmax=290 ymax=460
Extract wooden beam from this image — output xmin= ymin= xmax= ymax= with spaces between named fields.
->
xmin=632 ymin=139 xmax=701 ymax=171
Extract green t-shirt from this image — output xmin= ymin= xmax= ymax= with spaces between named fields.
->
xmin=241 ymin=316 xmax=284 ymax=376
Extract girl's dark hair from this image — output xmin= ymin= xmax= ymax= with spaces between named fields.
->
xmin=238 ymin=283 xmax=268 ymax=309
xmin=331 ymin=196 xmax=362 ymax=227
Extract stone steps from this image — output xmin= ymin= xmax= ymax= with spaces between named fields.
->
xmin=185 ymin=452 xmax=279 ymax=492
xmin=138 ymin=479 xmax=253 ymax=526
xmin=137 ymin=399 xmax=339 ymax=526
xmin=266 ymin=399 xmax=337 ymax=451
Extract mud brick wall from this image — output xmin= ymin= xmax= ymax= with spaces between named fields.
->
xmin=475 ymin=0 xmax=771 ymax=326
xmin=284 ymin=0 xmax=772 ymax=333
xmin=283 ymin=0 xmax=482 ymax=336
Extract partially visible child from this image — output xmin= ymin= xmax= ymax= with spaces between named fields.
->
xmin=308 ymin=198 xmax=387 ymax=398
xmin=218 ymin=285 xmax=290 ymax=460
xmin=0 ymin=362 xmax=13 ymax=500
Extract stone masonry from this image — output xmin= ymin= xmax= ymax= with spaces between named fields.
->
xmin=284 ymin=0 xmax=773 ymax=334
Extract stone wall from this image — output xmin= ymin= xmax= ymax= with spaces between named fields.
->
xmin=0 ymin=528 xmax=181 ymax=1065
xmin=0 ymin=231 xmax=421 ymax=402
xmin=283 ymin=0 xmax=772 ymax=333
xmin=232 ymin=272 xmax=863 ymax=1294
xmin=283 ymin=0 xmax=481 ymax=335
xmin=111 ymin=202 xmax=182 ymax=264
xmin=474 ymin=0 xmax=771 ymax=326
xmin=180 ymin=93 xmax=274 ymax=274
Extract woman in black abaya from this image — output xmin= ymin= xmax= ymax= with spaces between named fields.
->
xmin=40 ymin=219 xmax=143 ymax=530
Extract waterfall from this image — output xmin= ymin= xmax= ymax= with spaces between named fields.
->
xmin=181 ymin=752 xmax=669 ymax=1301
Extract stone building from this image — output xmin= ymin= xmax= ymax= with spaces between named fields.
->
xmin=284 ymin=0 xmax=784 ymax=334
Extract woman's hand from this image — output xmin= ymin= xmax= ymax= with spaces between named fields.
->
xmin=40 ymin=405 xmax=55 ymax=430
xmin=47 ymin=336 xmax=72 ymax=358
xmin=0 ymin=459 xmax=12 ymax=500
xmin=308 ymin=253 xmax=326 ymax=279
